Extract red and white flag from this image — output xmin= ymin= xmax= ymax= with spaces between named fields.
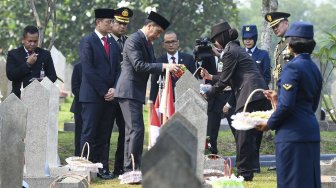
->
xmin=149 ymin=92 xmax=161 ymax=147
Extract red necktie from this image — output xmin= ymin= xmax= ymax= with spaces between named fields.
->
xmin=147 ymin=39 xmax=151 ymax=47
xmin=171 ymin=56 xmax=176 ymax=64
xmin=102 ymin=36 xmax=110 ymax=57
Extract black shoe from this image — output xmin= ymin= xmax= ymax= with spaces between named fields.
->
xmin=268 ymin=166 xmax=276 ymax=171
xmin=97 ymin=169 xmax=115 ymax=180
xmin=113 ymin=169 xmax=124 ymax=175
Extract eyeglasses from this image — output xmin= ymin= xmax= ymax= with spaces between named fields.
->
xmin=164 ymin=40 xmax=178 ymax=45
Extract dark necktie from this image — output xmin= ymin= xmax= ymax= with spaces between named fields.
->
xmin=27 ymin=51 xmax=33 ymax=56
xmin=147 ymin=39 xmax=151 ymax=47
xmin=247 ymin=49 xmax=252 ymax=56
xmin=102 ymin=36 xmax=110 ymax=57
xmin=117 ymin=38 xmax=124 ymax=51
xmin=171 ymin=56 xmax=176 ymax=64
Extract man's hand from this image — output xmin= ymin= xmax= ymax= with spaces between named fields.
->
xmin=163 ymin=63 xmax=181 ymax=72
xmin=263 ymin=90 xmax=278 ymax=109
xmin=223 ymin=105 xmax=230 ymax=115
xmin=27 ymin=53 xmax=38 ymax=65
xmin=200 ymin=68 xmax=212 ymax=80
xmin=104 ymin=88 xmax=115 ymax=101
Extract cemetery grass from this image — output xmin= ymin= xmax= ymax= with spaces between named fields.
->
xmin=58 ymin=97 xmax=336 ymax=188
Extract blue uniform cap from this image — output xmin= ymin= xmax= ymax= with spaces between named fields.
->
xmin=242 ymin=25 xmax=258 ymax=39
xmin=285 ymin=21 xmax=314 ymax=39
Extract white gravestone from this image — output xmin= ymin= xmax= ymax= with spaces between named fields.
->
xmin=41 ymin=78 xmax=60 ymax=167
xmin=21 ymin=80 xmax=50 ymax=177
xmin=0 ymin=94 xmax=27 ymax=187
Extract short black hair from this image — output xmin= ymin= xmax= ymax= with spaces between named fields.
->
xmin=144 ymin=19 xmax=157 ymax=26
xmin=287 ymin=37 xmax=316 ymax=54
xmin=23 ymin=25 xmax=39 ymax=37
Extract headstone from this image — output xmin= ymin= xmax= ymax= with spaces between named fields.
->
xmin=41 ymin=78 xmax=60 ymax=167
xmin=0 ymin=94 xmax=27 ymax=188
xmin=160 ymin=112 xmax=198 ymax=169
xmin=0 ymin=56 xmax=11 ymax=99
xmin=321 ymin=158 xmax=336 ymax=176
xmin=175 ymin=70 xmax=200 ymax=100
xmin=141 ymin=131 xmax=195 ymax=177
xmin=142 ymin=151 xmax=202 ymax=188
xmin=64 ymin=122 xmax=75 ymax=132
xmin=175 ymin=88 xmax=207 ymax=112
xmin=50 ymin=46 xmax=66 ymax=88
xmin=21 ymin=80 xmax=50 ymax=177
xmin=321 ymin=176 xmax=336 ymax=188
xmin=53 ymin=176 xmax=89 ymax=188
xmin=175 ymin=98 xmax=208 ymax=180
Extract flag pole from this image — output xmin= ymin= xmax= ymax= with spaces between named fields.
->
xmin=161 ymin=69 xmax=170 ymax=125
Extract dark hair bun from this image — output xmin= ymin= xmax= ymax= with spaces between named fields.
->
xmin=229 ymin=28 xmax=238 ymax=40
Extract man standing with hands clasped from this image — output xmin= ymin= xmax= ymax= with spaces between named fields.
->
xmin=79 ymin=8 xmax=120 ymax=180
xmin=115 ymin=11 xmax=180 ymax=172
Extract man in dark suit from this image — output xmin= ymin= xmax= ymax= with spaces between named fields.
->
xmin=6 ymin=25 xmax=57 ymax=98
xmin=242 ymin=25 xmax=271 ymax=85
xmin=149 ymin=31 xmax=196 ymax=102
xmin=115 ymin=11 xmax=180 ymax=171
xmin=79 ymin=8 xmax=120 ymax=180
xmin=70 ymin=62 xmax=82 ymax=156
xmin=107 ymin=7 xmax=133 ymax=176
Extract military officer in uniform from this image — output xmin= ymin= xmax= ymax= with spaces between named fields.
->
xmin=107 ymin=7 xmax=133 ymax=176
xmin=264 ymin=12 xmax=293 ymax=88
xmin=256 ymin=22 xmax=322 ymax=188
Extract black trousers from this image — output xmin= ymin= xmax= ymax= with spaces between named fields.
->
xmin=113 ymin=101 xmax=125 ymax=172
xmin=80 ymin=102 xmax=116 ymax=170
xmin=118 ymin=98 xmax=144 ymax=171
xmin=207 ymin=91 xmax=234 ymax=154
xmin=235 ymin=98 xmax=272 ymax=179
xmin=74 ymin=113 xmax=83 ymax=156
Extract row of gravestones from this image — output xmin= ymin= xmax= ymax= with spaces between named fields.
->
xmin=141 ymin=70 xmax=210 ymax=188
xmin=0 ymin=79 xmax=88 ymax=188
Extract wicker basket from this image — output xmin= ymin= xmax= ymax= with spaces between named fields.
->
xmin=204 ymin=154 xmax=232 ymax=181
xmin=231 ymin=89 xmax=274 ymax=130
xmin=65 ymin=142 xmax=103 ymax=172
xmin=119 ymin=154 xmax=142 ymax=184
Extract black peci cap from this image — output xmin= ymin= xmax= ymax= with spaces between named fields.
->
xmin=95 ymin=8 xmax=114 ymax=19
xmin=147 ymin=11 xmax=170 ymax=30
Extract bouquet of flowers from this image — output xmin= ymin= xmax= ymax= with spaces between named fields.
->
xmin=172 ymin=64 xmax=187 ymax=78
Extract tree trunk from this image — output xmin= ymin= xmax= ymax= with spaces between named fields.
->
xmin=27 ymin=0 xmax=57 ymax=49
xmin=260 ymin=0 xmax=278 ymax=52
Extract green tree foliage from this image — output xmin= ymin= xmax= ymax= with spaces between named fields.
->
xmin=0 ymin=0 xmax=238 ymax=64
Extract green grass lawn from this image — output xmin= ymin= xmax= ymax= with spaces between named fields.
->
xmin=58 ymin=97 xmax=336 ymax=187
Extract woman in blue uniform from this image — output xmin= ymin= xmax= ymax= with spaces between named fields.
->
xmin=256 ymin=22 xmax=322 ymax=188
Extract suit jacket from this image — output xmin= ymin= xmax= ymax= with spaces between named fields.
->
xmin=79 ymin=32 xmax=120 ymax=103
xmin=267 ymin=54 xmax=323 ymax=143
xmin=115 ymin=30 xmax=162 ymax=104
xmin=6 ymin=46 xmax=57 ymax=97
xmin=210 ymin=41 xmax=268 ymax=112
xmin=251 ymin=47 xmax=271 ymax=85
xmin=149 ymin=52 xmax=196 ymax=101
xmin=70 ymin=63 xmax=82 ymax=114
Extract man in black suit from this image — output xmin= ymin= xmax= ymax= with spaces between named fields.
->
xmin=149 ymin=31 xmax=196 ymax=102
xmin=115 ymin=11 xmax=180 ymax=171
xmin=6 ymin=25 xmax=57 ymax=98
xmin=70 ymin=62 xmax=82 ymax=156
xmin=107 ymin=7 xmax=133 ymax=176
xmin=79 ymin=8 xmax=120 ymax=180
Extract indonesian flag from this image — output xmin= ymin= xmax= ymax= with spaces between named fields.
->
xmin=149 ymin=93 xmax=161 ymax=147
xmin=159 ymin=70 xmax=175 ymax=124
